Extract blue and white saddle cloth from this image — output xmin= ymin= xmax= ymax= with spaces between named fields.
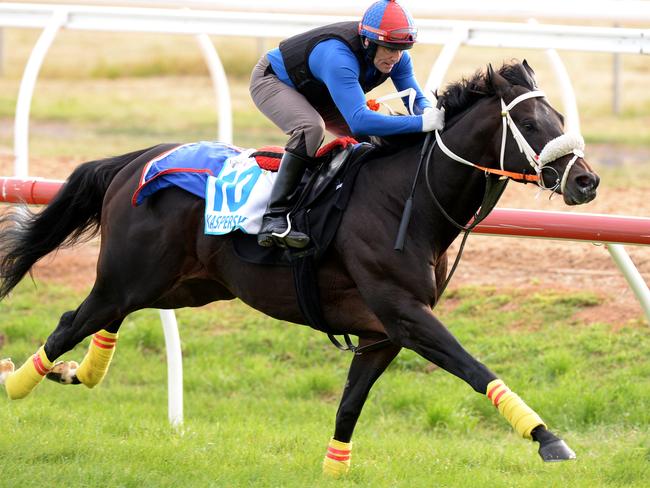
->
xmin=132 ymin=141 xmax=277 ymax=235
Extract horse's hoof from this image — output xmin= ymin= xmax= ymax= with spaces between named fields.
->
xmin=539 ymin=439 xmax=576 ymax=462
xmin=0 ymin=359 xmax=15 ymax=385
xmin=46 ymin=361 xmax=81 ymax=385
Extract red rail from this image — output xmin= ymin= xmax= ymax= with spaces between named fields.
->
xmin=475 ymin=208 xmax=650 ymax=246
xmin=0 ymin=177 xmax=65 ymax=205
xmin=1 ymin=177 xmax=650 ymax=246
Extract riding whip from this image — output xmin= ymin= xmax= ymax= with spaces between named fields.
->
xmin=393 ymin=98 xmax=442 ymax=251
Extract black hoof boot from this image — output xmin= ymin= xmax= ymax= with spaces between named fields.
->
xmin=538 ymin=439 xmax=576 ymax=462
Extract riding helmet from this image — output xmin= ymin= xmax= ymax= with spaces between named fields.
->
xmin=358 ymin=0 xmax=418 ymax=51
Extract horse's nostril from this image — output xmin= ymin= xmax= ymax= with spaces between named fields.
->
xmin=576 ymin=174 xmax=599 ymax=192
xmin=593 ymin=174 xmax=601 ymax=189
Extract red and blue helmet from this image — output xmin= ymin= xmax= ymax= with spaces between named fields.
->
xmin=358 ymin=0 xmax=418 ymax=50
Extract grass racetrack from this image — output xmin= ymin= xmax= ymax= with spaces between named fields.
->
xmin=0 ymin=281 xmax=648 ymax=487
xmin=0 ymin=25 xmax=649 ymax=487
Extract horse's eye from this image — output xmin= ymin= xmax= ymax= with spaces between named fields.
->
xmin=521 ymin=121 xmax=536 ymax=131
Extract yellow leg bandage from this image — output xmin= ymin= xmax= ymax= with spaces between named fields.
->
xmin=4 ymin=346 xmax=53 ymax=400
xmin=322 ymin=438 xmax=352 ymax=477
xmin=487 ymin=379 xmax=546 ymax=439
xmin=76 ymin=330 xmax=118 ymax=388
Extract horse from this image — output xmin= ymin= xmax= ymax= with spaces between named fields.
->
xmin=0 ymin=60 xmax=599 ymax=476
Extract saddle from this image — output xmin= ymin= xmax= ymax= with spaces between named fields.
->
xmin=234 ymin=138 xmax=374 ymax=265
xmin=233 ymin=139 xmax=377 ymax=335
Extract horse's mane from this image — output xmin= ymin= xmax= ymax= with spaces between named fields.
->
xmin=440 ymin=60 xmax=537 ymax=120
xmin=372 ymin=60 xmax=536 ymax=151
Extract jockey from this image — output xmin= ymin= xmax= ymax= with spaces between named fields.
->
xmin=250 ymin=0 xmax=444 ymax=249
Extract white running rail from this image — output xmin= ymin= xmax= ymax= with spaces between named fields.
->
xmin=28 ymin=0 xmax=650 ymax=23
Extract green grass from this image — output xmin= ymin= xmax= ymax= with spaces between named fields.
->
xmin=0 ymin=280 xmax=648 ymax=487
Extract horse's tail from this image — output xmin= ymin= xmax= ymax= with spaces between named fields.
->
xmin=0 ymin=146 xmax=154 ymax=300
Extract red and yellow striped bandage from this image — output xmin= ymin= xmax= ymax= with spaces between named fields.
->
xmin=76 ymin=330 xmax=118 ymax=388
xmin=487 ymin=379 xmax=546 ymax=439
xmin=322 ymin=438 xmax=352 ymax=477
xmin=4 ymin=346 xmax=54 ymax=400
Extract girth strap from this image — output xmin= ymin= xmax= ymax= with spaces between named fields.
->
xmin=328 ymin=334 xmax=393 ymax=355
xmin=286 ymin=144 xmax=392 ymax=355
xmin=290 ymin=247 xmax=392 ymax=355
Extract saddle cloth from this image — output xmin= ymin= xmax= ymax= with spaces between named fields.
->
xmin=132 ymin=138 xmax=358 ymax=236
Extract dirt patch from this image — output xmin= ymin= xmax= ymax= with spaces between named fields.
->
xmin=29 ymin=242 xmax=100 ymax=293
xmin=446 ymin=180 xmax=650 ymax=327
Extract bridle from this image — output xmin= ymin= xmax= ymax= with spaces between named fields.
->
xmin=434 ymin=89 xmax=586 ymax=194
xmin=410 ymin=89 xmax=587 ymax=299
xmin=346 ymin=88 xmax=588 ymax=355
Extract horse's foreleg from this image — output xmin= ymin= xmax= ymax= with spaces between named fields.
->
xmin=389 ymin=306 xmax=575 ymax=462
xmin=485 ymin=379 xmax=576 ymax=461
xmin=323 ymin=340 xmax=401 ymax=477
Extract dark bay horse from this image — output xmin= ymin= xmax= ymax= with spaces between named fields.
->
xmin=0 ymin=61 xmax=599 ymax=475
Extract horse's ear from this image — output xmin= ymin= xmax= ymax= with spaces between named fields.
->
xmin=521 ymin=59 xmax=537 ymax=89
xmin=522 ymin=59 xmax=535 ymax=76
xmin=487 ymin=63 xmax=510 ymax=97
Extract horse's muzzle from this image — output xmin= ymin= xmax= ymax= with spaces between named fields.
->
xmin=562 ymin=165 xmax=600 ymax=205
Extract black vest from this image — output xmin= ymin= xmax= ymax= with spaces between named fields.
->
xmin=279 ymin=21 xmax=390 ymax=110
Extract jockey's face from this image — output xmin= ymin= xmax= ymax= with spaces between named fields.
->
xmin=373 ymin=45 xmax=403 ymax=73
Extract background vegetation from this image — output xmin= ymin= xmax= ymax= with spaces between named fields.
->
xmin=0 ymin=28 xmax=648 ymax=174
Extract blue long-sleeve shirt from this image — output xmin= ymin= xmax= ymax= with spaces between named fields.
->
xmin=267 ymin=39 xmax=432 ymax=136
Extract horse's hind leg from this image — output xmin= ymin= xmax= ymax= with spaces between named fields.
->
xmin=2 ymin=288 xmax=126 ymax=399
xmin=2 ymin=344 xmax=56 ymax=399
xmin=0 ymin=359 xmax=16 ymax=387
xmin=46 ymin=316 xmax=124 ymax=388
xmin=323 ymin=340 xmax=401 ymax=477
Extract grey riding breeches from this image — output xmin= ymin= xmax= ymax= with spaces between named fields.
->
xmin=249 ymin=55 xmax=353 ymax=158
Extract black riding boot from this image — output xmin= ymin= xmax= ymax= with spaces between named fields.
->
xmin=257 ymin=151 xmax=311 ymax=249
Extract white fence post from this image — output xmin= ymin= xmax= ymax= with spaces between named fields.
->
xmin=14 ymin=8 xmax=67 ymax=177
xmin=612 ymin=52 xmax=621 ymax=115
xmin=196 ymin=33 xmax=232 ymax=144
xmin=0 ymin=27 xmax=4 ymax=76
xmin=159 ymin=309 xmax=184 ymax=428
xmin=544 ymin=48 xmax=581 ymax=134
xmin=424 ymin=26 xmax=468 ymax=95
xmin=606 ymin=244 xmax=650 ymax=322
xmin=526 ymin=18 xmax=581 ymax=134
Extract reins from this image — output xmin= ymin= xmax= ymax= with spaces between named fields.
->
xmin=331 ymin=133 xmax=433 ymax=355
xmin=395 ymin=88 xmax=586 ymax=300
xmin=423 ymin=136 xmax=509 ymax=297
xmin=333 ymin=87 xmax=587 ymax=355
